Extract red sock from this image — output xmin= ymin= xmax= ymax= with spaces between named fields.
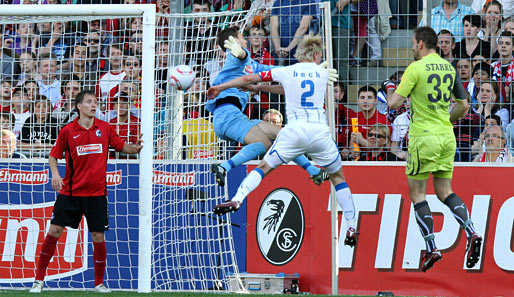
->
xmin=93 ymin=241 xmax=106 ymax=286
xmin=35 ymin=234 xmax=59 ymax=281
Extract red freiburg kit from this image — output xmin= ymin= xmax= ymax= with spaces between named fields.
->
xmin=50 ymin=118 xmax=125 ymax=196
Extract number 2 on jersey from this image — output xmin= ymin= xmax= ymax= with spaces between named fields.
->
xmin=300 ymin=80 xmax=314 ymax=107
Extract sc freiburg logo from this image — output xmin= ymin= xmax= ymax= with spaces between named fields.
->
xmin=256 ymin=188 xmax=304 ymax=265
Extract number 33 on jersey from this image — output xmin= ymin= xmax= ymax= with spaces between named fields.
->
xmin=396 ymin=53 xmax=464 ymax=137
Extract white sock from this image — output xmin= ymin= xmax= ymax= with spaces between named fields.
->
xmin=335 ymin=183 xmax=356 ymax=229
xmin=232 ymin=169 xmax=264 ymax=204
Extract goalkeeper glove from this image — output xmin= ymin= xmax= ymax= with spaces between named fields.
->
xmin=327 ymin=68 xmax=338 ymax=83
xmin=381 ymin=79 xmax=397 ymax=93
xmin=320 ymin=61 xmax=339 ymax=83
xmin=224 ymin=36 xmax=245 ymax=58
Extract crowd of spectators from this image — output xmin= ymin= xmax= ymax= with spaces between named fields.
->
xmin=0 ymin=12 xmax=144 ymax=158
xmin=331 ymin=0 xmax=514 ymax=162
xmin=0 ymin=0 xmax=513 ymax=163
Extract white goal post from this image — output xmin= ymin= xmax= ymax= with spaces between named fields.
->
xmin=0 ymin=3 xmax=249 ymax=293
xmin=0 ymin=4 xmax=243 ymax=292
xmin=0 ymin=4 xmax=155 ymax=293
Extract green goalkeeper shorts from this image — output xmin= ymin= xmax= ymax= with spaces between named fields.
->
xmin=406 ymin=133 xmax=456 ymax=180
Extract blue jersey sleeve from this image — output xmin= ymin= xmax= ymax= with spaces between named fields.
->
xmin=206 ymin=48 xmax=254 ymax=114
xmin=212 ymin=49 xmax=250 ymax=87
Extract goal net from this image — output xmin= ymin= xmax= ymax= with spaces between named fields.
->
xmin=154 ymin=1 xmax=334 ymax=292
xmin=0 ymin=4 xmax=252 ymax=292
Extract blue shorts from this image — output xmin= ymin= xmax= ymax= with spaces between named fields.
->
xmin=213 ymin=104 xmax=261 ymax=144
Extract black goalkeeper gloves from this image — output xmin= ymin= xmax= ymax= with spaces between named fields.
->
xmin=381 ymin=79 xmax=397 ymax=93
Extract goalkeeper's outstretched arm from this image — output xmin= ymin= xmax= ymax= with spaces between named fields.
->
xmin=225 ymin=36 xmax=247 ymax=60
xmin=207 ymin=74 xmax=262 ymax=99
xmin=245 ymin=84 xmax=285 ymax=95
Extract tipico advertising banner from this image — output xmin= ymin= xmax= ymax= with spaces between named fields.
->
xmin=245 ymin=164 xmax=514 ymax=297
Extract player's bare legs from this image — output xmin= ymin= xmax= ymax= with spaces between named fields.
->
xmin=211 ymin=122 xmax=273 ymax=187
xmin=255 ymin=160 xmax=274 ymax=174
xmin=407 ymin=178 xmax=441 ymax=272
xmin=48 ymin=224 xmax=65 ymax=237
xmin=433 ymin=176 xmax=482 ymax=268
xmin=31 ymin=224 xmax=64 ymax=293
xmin=407 ymin=178 xmax=428 ymax=204
xmin=212 ymin=121 xmax=328 ymax=187
xmin=245 ymin=121 xmax=280 ymax=144
xmin=432 ymin=176 xmax=452 ymax=200
xmin=328 ymin=169 xmax=358 ymax=247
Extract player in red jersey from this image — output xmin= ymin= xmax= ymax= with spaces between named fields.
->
xmin=30 ymin=90 xmax=142 ymax=294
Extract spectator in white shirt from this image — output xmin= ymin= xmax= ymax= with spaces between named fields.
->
xmin=473 ymin=125 xmax=513 ymax=162
xmin=390 ymin=98 xmax=410 ymax=160
xmin=11 ymin=86 xmax=31 ymax=139
xmin=36 ymin=52 xmax=61 ymax=109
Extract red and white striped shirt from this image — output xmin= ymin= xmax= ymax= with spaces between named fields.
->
xmin=96 ymin=71 xmax=126 ymax=102
xmin=491 ymin=60 xmax=514 ymax=88
xmin=478 ymin=147 xmax=512 ymax=163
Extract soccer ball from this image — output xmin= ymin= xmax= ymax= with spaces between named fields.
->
xmin=169 ymin=65 xmax=196 ymax=91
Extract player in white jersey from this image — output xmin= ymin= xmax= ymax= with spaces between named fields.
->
xmin=207 ymin=35 xmax=359 ymax=246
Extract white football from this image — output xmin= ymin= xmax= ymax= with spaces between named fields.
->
xmin=169 ymin=65 xmax=196 ymax=91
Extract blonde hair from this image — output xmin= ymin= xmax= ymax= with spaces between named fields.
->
xmin=0 ymin=129 xmax=16 ymax=156
xmin=0 ymin=129 xmax=15 ymax=142
xmin=263 ymin=108 xmax=283 ymax=124
xmin=370 ymin=124 xmax=390 ymax=141
xmin=294 ymin=34 xmax=324 ymax=62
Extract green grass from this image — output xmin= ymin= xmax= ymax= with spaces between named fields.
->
xmin=0 ymin=290 xmax=369 ymax=297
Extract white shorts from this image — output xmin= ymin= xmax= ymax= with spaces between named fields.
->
xmin=263 ymin=122 xmax=342 ymax=174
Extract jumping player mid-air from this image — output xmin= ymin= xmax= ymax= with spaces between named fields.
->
xmin=206 ymin=27 xmax=335 ymax=188
xmin=384 ymin=26 xmax=482 ymax=271
xmin=207 ymin=34 xmax=359 ymax=247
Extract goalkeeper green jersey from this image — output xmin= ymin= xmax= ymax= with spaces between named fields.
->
xmin=396 ymin=53 xmax=464 ymax=137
